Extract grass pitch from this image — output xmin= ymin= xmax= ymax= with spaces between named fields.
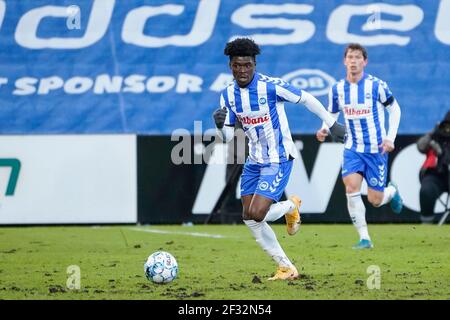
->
xmin=0 ymin=224 xmax=449 ymax=300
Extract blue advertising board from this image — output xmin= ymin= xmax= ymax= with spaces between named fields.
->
xmin=0 ymin=0 xmax=449 ymax=134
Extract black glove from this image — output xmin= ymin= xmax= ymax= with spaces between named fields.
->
xmin=213 ymin=107 xmax=227 ymax=129
xmin=329 ymin=122 xmax=346 ymax=143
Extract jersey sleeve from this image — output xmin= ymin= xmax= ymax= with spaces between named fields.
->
xmin=275 ymin=79 xmax=303 ymax=103
xmin=220 ymin=92 xmax=236 ymax=126
xmin=378 ymin=80 xmax=393 ymax=105
xmin=328 ymin=84 xmax=340 ymax=113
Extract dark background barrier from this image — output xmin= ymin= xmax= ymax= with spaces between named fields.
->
xmin=138 ymin=135 xmax=427 ymax=224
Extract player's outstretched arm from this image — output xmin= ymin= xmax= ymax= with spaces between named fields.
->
xmin=380 ymin=98 xmax=401 ymax=153
xmin=316 ymin=112 xmax=340 ymax=142
xmin=300 ymin=91 xmax=345 ymax=143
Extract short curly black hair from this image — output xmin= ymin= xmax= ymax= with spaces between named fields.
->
xmin=224 ymin=38 xmax=261 ymax=61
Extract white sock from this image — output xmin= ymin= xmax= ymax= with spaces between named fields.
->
xmin=244 ymin=220 xmax=293 ymax=267
xmin=346 ymin=192 xmax=370 ymax=241
xmin=263 ymin=200 xmax=295 ymax=222
xmin=379 ymin=185 xmax=396 ymax=206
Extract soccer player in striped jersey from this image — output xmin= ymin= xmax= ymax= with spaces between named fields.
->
xmin=213 ymin=38 xmax=345 ymax=280
xmin=316 ymin=43 xmax=403 ymax=250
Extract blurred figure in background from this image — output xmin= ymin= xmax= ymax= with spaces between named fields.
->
xmin=417 ymin=111 xmax=450 ymax=224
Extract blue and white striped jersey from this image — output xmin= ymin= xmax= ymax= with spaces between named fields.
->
xmin=220 ymin=72 xmax=302 ymax=164
xmin=329 ymin=73 xmax=393 ymax=153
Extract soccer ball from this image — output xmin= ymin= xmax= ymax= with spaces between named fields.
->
xmin=144 ymin=251 xmax=178 ymax=284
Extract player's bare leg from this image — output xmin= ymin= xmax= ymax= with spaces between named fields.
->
xmin=367 ymin=189 xmax=385 ymax=207
xmin=343 ymin=173 xmax=364 ymax=195
xmin=368 ymin=184 xmax=403 ymax=214
xmin=244 ymin=194 xmax=273 ymax=222
xmin=241 ymin=195 xmax=254 ymax=221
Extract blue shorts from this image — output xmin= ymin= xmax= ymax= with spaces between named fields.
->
xmin=240 ymin=160 xmax=293 ymax=202
xmin=342 ymin=149 xmax=388 ymax=192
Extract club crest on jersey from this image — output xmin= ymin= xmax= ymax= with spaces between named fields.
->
xmin=258 ymin=181 xmax=269 ymax=191
xmin=259 ymin=97 xmax=267 ymax=105
xmin=369 ymin=177 xmax=378 ymax=187
xmin=365 ymin=93 xmax=372 ymax=99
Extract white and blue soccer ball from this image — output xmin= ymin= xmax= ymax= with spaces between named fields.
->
xmin=144 ymin=251 xmax=178 ymax=284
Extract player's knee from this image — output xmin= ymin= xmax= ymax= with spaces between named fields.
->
xmin=247 ymin=206 xmax=266 ymax=222
xmin=242 ymin=207 xmax=252 ymax=221
xmin=253 ymin=216 xmax=264 ymax=223
xmin=243 ymin=207 xmax=256 ymax=221
xmin=345 ymin=185 xmax=360 ymax=194
xmin=368 ymin=194 xmax=383 ymax=207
